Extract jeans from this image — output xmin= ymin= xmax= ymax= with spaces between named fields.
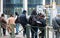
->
xmin=22 ymin=25 xmax=26 ymax=36
xmin=3 ymin=28 xmax=6 ymax=36
xmin=16 ymin=23 xmax=20 ymax=33
xmin=39 ymin=28 xmax=45 ymax=38
xmin=31 ymin=27 xmax=38 ymax=38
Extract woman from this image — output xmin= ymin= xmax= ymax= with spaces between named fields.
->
xmin=29 ymin=10 xmax=38 ymax=38
xmin=15 ymin=12 xmax=20 ymax=35
xmin=0 ymin=14 xmax=7 ymax=36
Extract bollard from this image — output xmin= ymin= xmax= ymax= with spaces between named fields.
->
xmin=45 ymin=26 xmax=53 ymax=38
xmin=0 ymin=22 xmax=2 ymax=37
xmin=45 ymin=26 xmax=49 ymax=38
xmin=26 ymin=24 xmax=30 ymax=38
xmin=10 ymin=24 xmax=15 ymax=38
xmin=45 ymin=27 xmax=46 ymax=38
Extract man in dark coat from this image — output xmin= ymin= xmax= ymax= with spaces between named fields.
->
xmin=52 ymin=14 xmax=60 ymax=38
xmin=20 ymin=10 xmax=28 ymax=37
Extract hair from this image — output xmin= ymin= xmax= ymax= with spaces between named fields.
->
xmin=15 ymin=12 xmax=19 ymax=16
xmin=22 ymin=10 xmax=26 ymax=14
xmin=31 ymin=10 xmax=37 ymax=15
xmin=10 ymin=14 xmax=13 ymax=17
xmin=38 ymin=13 xmax=45 ymax=17
xmin=1 ymin=14 xmax=4 ymax=17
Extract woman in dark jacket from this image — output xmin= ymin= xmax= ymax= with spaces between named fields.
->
xmin=0 ymin=14 xmax=7 ymax=36
xmin=29 ymin=10 xmax=38 ymax=38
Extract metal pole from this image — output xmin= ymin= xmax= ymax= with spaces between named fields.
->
xmin=0 ymin=22 xmax=2 ymax=37
xmin=23 ymin=0 xmax=28 ymax=16
xmin=43 ymin=0 xmax=45 ymax=5
xmin=0 ymin=0 xmax=3 ymax=35
xmin=26 ymin=24 xmax=30 ymax=38
xmin=23 ymin=0 xmax=28 ymax=11
xmin=0 ymin=0 xmax=3 ymax=16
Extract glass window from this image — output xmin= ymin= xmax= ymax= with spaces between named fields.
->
xmin=20 ymin=0 xmax=23 ymax=4
xmin=14 ymin=7 xmax=22 ymax=15
xmin=6 ymin=0 xmax=11 ymax=4
xmin=46 ymin=0 xmax=50 ymax=5
xmin=13 ymin=0 xmax=20 ymax=4
xmin=56 ymin=0 xmax=60 ymax=5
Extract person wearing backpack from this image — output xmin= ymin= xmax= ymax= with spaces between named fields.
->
xmin=15 ymin=12 xmax=20 ymax=35
xmin=52 ymin=13 xmax=60 ymax=38
xmin=0 ymin=14 xmax=7 ymax=36
xmin=20 ymin=10 xmax=28 ymax=37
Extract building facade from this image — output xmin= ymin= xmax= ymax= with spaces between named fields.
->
xmin=3 ymin=0 xmax=60 ymax=15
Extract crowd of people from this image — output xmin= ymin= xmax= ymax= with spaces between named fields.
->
xmin=1 ymin=9 xmax=60 ymax=38
xmin=0 ymin=9 xmax=46 ymax=38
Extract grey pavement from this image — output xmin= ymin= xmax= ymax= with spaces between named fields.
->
xmin=0 ymin=25 xmax=56 ymax=38
xmin=1 ymin=25 xmax=24 ymax=38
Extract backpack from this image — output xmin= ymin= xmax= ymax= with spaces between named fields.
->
xmin=15 ymin=17 xmax=20 ymax=23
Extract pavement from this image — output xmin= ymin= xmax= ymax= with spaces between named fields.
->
xmin=0 ymin=25 xmax=55 ymax=38
xmin=1 ymin=25 xmax=24 ymax=38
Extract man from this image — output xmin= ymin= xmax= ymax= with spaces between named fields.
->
xmin=20 ymin=10 xmax=28 ymax=37
xmin=37 ymin=13 xmax=46 ymax=38
xmin=52 ymin=13 xmax=60 ymax=38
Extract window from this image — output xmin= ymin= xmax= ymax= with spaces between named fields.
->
xmin=46 ymin=0 xmax=50 ymax=5
xmin=14 ymin=0 xmax=20 ymax=4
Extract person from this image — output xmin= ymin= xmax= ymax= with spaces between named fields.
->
xmin=37 ymin=13 xmax=46 ymax=38
xmin=0 ymin=14 xmax=7 ymax=36
xmin=29 ymin=10 xmax=38 ymax=38
xmin=7 ymin=14 xmax=15 ymax=35
xmin=20 ymin=10 xmax=28 ymax=37
xmin=15 ymin=12 xmax=20 ymax=35
xmin=52 ymin=13 xmax=60 ymax=38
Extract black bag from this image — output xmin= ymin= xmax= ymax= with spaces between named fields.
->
xmin=15 ymin=17 xmax=20 ymax=23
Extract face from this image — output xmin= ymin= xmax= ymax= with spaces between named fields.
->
xmin=39 ymin=15 xmax=45 ymax=19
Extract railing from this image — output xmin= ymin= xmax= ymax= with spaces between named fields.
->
xmin=0 ymin=24 xmax=54 ymax=38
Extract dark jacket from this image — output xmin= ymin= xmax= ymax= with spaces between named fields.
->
xmin=29 ymin=10 xmax=37 ymax=26
xmin=29 ymin=15 xmax=37 ymax=26
xmin=52 ymin=17 xmax=60 ymax=29
xmin=20 ymin=14 xmax=27 ymax=26
xmin=15 ymin=16 xmax=20 ymax=23
xmin=37 ymin=18 xmax=46 ymax=27
xmin=0 ymin=17 xmax=7 ymax=29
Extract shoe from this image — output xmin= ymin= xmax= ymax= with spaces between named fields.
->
xmin=15 ymin=33 xmax=18 ymax=35
xmin=10 ymin=33 xmax=12 ymax=35
xmin=3 ymin=34 xmax=6 ymax=36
